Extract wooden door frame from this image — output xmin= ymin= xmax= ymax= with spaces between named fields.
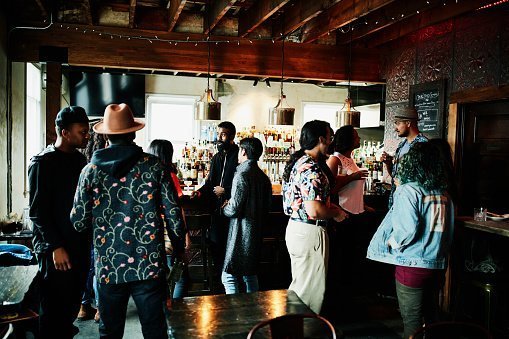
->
xmin=443 ymin=84 xmax=509 ymax=313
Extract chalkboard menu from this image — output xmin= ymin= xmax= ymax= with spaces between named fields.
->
xmin=409 ymin=79 xmax=446 ymax=139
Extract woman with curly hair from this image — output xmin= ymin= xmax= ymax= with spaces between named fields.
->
xmin=366 ymin=142 xmax=455 ymax=338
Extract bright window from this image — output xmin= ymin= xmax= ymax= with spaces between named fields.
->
xmin=146 ymin=95 xmax=199 ymax=158
xmin=26 ymin=63 xmax=43 ymax=165
xmin=302 ymin=102 xmax=338 ymax=128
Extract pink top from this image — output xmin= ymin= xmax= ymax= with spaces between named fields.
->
xmin=332 ymin=152 xmax=365 ymax=214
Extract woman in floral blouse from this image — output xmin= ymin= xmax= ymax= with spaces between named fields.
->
xmin=282 ymin=120 xmax=347 ymax=314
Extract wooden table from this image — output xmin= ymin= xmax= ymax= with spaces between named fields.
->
xmin=167 ymin=289 xmax=317 ymax=338
xmin=458 ymin=217 xmax=509 ymax=237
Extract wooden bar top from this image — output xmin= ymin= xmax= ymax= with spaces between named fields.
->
xmin=457 ymin=216 xmax=509 ymax=237
xmin=167 ymin=289 xmax=314 ymax=338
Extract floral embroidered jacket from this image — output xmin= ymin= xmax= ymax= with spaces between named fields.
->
xmin=71 ymin=145 xmax=185 ymax=284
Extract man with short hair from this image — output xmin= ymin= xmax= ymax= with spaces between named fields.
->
xmin=28 ymin=106 xmax=91 ymax=338
xmin=381 ymin=106 xmax=428 ymax=208
xmin=193 ymin=121 xmax=239 ymax=291
xmin=71 ymin=103 xmax=185 ymax=338
xmin=221 ymin=137 xmax=272 ymax=294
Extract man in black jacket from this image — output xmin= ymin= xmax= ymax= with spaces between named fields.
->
xmin=194 ymin=121 xmax=238 ymax=292
xmin=28 ymin=106 xmax=91 ymax=338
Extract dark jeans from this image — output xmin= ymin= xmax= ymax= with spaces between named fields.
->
xmin=209 ymin=214 xmax=229 ymax=292
xmin=396 ymin=280 xmax=441 ymax=339
xmin=36 ymin=252 xmax=88 ymax=339
xmin=98 ymin=278 xmax=167 ymax=339
xmin=82 ymin=247 xmax=97 ymax=306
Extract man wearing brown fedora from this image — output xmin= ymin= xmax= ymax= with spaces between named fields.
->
xmin=71 ymin=103 xmax=185 ymax=339
xmin=381 ymin=106 xmax=428 ymax=208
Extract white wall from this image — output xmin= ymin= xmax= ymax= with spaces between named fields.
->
xmin=0 ymin=12 xmax=7 ymax=218
xmin=11 ymin=63 xmax=27 ymax=215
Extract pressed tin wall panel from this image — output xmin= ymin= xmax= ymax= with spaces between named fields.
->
xmin=417 ymin=33 xmax=452 ymax=85
xmin=386 ymin=46 xmax=415 ymax=103
xmin=382 ymin=10 xmax=508 ymax=150
xmin=453 ymin=21 xmax=499 ymax=92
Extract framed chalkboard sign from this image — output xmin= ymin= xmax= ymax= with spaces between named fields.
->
xmin=409 ymin=79 xmax=446 ymax=139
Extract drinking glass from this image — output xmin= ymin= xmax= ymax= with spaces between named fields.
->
xmin=474 ymin=207 xmax=487 ymax=222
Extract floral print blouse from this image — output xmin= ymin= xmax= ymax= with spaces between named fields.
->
xmin=71 ymin=155 xmax=185 ymax=284
xmin=282 ymin=154 xmax=330 ymax=220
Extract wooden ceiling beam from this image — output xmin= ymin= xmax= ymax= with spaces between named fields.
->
xmin=83 ymin=0 xmax=94 ymax=26
xmin=336 ymin=0 xmax=444 ymax=45
xmin=273 ymin=0 xmax=340 ymax=38
xmin=204 ymin=0 xmax=237 ymax=35
xmin=34 ymin=0 xmax=48 ymax=18
xmin=364 ymin=0 xmax=495 ymax=47
xmin=129 ymin=0 xmax=137 ymax=28
xmin=9 ymin=24 xmax=382 ymax=83
xmin=167 ymin=0 xmax=187 ymax=31
xmin=301 ymin=0 xmax=396 ymax=43
xmin=238 ymin=0 xmax=290 ymax=37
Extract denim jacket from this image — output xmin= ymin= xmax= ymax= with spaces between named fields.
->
xmin=367 ymin=182 xmax=454 ymax=269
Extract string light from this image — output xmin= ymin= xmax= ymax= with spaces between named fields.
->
xmin=477 ymin=0 xmax=509 ymax=9
xmin=19 ymin=0 xmax=476 ymax=46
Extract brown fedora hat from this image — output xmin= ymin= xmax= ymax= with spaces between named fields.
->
xmin=394 ymin=107 xmax=420 ymax=121
xmin=93 ymin=103 xmax=145 ymax=135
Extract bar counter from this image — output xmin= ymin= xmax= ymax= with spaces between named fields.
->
xmin=457 ymin=216 xmax=509 ymax=237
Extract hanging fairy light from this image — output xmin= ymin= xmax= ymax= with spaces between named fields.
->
xmin=195 ymin=4 xmax=220 ymax=121
xmin=269 ymin=32 xmax=294 ymax=126
xmin=337 ymin=26 xmax=360 ymax=128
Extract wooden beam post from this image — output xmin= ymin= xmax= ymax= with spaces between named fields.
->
xmin=129 ymin=0 xmax=137 ymax=29
xmin=168 ymin=0 xmax=187 ymax=32
xmin=273 ymin=0 xmax=339 ymax=38
xmin=204 ymin=0 xmax=236 ymax=35
xmin=9 ymin=24 xmax=383 ymax=83
xmin=45 ymin=63 xmax=61 ymax=146
xmin=238 ymin=0 xmax=290 ymax=37
xmin=301 ymin=0 xmax=396 ymax=43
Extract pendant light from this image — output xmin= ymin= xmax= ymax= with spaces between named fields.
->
xmin=269 ymin=33 xmax=294 ymax=126
xmin=337 ymin=27 xmax=360 ymax=128
xmin=195 ymin=6 xmax=221 ymax=121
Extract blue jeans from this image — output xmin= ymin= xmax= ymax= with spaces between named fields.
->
xmin=166 ymin=255 xmax=189 ymax=300
xmin=395 ymin=280 xmax=441 ymax=339
xmin=221 ymin=271 xmax=259 ymax=294
xmin=82 ymin=247 xmax=98 ymax=307
xmin=97 ymin=278 xmax=167 ymax=339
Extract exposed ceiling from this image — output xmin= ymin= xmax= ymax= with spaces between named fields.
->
xmin=3 ymin=0 xmax=507 ymax=84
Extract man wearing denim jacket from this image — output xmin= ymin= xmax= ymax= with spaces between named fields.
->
xmin=367 ymin=142 xmax=455 ymax=338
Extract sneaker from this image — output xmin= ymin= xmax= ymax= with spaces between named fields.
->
xmin=77 ymin=304 xmax=96 ymax=321
xmin=94 ymin=309 xmax=100 ymax=323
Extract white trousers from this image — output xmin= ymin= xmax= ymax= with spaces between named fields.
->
xmin=285 ymin=219 xmax=329 ymax=314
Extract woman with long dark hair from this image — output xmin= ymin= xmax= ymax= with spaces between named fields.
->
xmin=282 ymin=120 xmax=347 ymax=314
xmin=147 ymin=139 xmax=190 ymax=300
xmin=367 ymin=142 xmax=455 ymax=338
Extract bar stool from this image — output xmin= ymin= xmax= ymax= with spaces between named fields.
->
xmin=185 ymin=213 xmax=213 ymax=295
xmin=453 ymin=271 xmax=507 ymax=332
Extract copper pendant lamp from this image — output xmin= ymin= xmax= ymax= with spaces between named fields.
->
xmin=337 ymin=27 xmax=360 ymax=128
xmin=195 ymin=9 xmax=221 ymax=121
xmin=269 ymin=34 xmax=294 ymax=126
